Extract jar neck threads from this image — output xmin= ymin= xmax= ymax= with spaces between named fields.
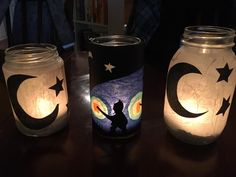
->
xmin=5 ymin=43 xmax=58 ymax=64
xmin=182 ymin=26 xmax=235 ymax=48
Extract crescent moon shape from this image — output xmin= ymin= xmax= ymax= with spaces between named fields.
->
xmin=7 ymin=74 xmax=59 ymax=129
xmin=167 ymin=62 xmax=207 ymax=118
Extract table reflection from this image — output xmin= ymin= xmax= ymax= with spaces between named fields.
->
xmin=92 ymin=134 xmax=141 ymax=177
xmin=158 ymin=133 xmax=218 ymax=177
xmin=70 ymin=74 xmax=90 ymax=106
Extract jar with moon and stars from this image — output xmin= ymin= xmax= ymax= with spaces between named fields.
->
xmin=164 ymin=26 xmax=236 ymax=145
xmin=2 ymin=43 xmax=69 ymax=137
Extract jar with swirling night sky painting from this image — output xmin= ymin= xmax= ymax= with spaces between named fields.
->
xmin=2 ymin=44 xmax=69 ymax=137
xmin=89 ymin=35 xmax=144 ymax=138
xmin=164 ymin=26 xmax=236 ymax=145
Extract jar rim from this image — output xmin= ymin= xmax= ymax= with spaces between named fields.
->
xmin=184 ymin=26 xmax=235 ymax=38
xmin=89 ymin=35 xmax=142 ymax=47
xmin=5 ymin=43 xmax=56 ymax=55
xmin=5 ymin=43 xmax=58 ymax=64
xmin=182 ymin=26 xmax=235 ymax=48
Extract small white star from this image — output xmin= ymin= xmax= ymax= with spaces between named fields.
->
xmin=88 ymin=51 xmax=93 ymax=59
xmin=104 ymin=63 xmax=115 ymax=73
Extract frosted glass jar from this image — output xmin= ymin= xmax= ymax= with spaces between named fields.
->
xmin=164 ymin=26 xmax=236 ymax=145
xmin=2 ymin=43 xmax=69 ymax=137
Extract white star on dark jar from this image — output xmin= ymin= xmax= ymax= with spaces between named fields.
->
xmin=104 ymin=63 xmax=115 ymax=73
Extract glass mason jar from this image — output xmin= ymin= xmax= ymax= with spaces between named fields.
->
xmin=164 ymin=26 xmax=236 ymax=145
xmin=2 ymin=43 xmax=69 ymax=137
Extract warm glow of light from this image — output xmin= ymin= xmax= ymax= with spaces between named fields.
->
xmin=163 ymin=26 xmax=236 ymax=145
xmin=136 ymin=101 xmax=141 ymax=113
xmin=84 ymin=94 xmax=90 ymax=102
xmin=128 ymin=92 xmax=142 ymax=120
xmin=202 ymin=48 xmax=207 ymax=54
xmin=91 ymin=96 xmax=108 ymax=119
xmin=129 ymin=99 xmax=142 ymax=119
xmin=93 ymin=102 xmax=99 ymax=113
xmin=181 ymin=99 xmax=206 ymax=114
xmin=35 ymin=98 xmax=55 ymax=118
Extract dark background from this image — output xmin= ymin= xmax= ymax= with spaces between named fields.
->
xmin=145 ymin=0 xmax=236 ymax=73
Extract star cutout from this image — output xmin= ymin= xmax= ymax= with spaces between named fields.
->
xmin=49 ymin=77 xmax=64 ymax=96
xmin=104 ymin=63 xmax=115 ymax=73
xmin=216 ymin=96 xmax=230 ymax=116
xmin=216 ymin=63 xmax=233 ymax=82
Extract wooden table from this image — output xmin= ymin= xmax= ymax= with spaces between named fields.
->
xmin=0 ymin=51 xmax=236 ymax=177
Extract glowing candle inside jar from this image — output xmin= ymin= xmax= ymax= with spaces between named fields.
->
xmin=164 ymin=26 xmax=236 ymax=145
xmin=2 ymin=43 xmax=69 ymax=137
xmin=35 ymin=98 xmax=55 ymax=118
